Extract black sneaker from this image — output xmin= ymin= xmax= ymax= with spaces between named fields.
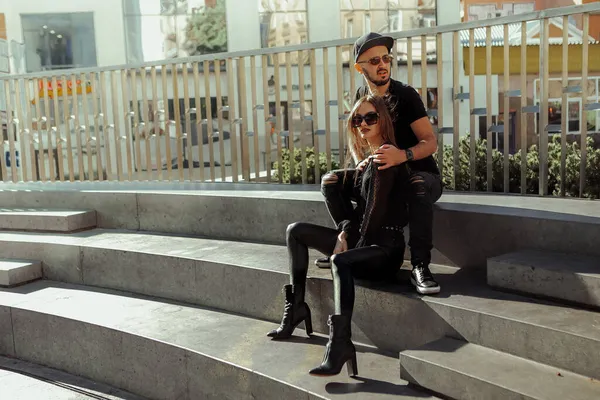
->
xmin=410 ymin=264 xmax=440 ymax=295
xmin=314 ymin=256 xmax=331 ymax=269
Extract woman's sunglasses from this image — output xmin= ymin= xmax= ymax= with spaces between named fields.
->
xmin=357 ymin=54 xmax=393 ymax=66
xmin=351 ymin=112 xmax=379 ymax=128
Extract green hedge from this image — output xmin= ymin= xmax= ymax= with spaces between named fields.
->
xmin=442 ymin=135 xmax=600 ymax=199
xmin=272 ymin=147 xmax=341 ymax=184
xmin=272 ymin=137 xmax=600 ymax=199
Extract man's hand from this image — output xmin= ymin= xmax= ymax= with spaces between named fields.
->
xmin=333 ymin=231 xmax=348 ymax=255
xmin=373 ymin=144 xmax=407 ymax=170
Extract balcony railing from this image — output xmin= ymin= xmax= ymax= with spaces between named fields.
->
xmin=1 ymin=3 xmax=599 ymax=198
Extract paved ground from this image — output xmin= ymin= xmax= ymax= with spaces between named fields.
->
xmin=0 ymin=356 xmax=146 ymax=400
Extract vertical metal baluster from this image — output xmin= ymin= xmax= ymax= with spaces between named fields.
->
xmin=261 ymin=55 xmax=271 ymax=183
xmin=520 ymin=22 xmax=527 ymax=193
xmin=391 ymin=39 xmax=398 ymax=81
xmin=336 ymin=46 xmax=345 ymax=166
xmin=89 ymin=74 xmax=103 ymax=181
xmin=238 ymin=56 xmax=250 ymax=181
xmin=560 ymin=15 xmax=569 ymax=197
xmin=61 ymin=76 xmax=76 ymax=181
xmin=42 ymin=77 xmax=55 ymax=181
xmin=310 ymin=49 xmax=320 ymax=184
xmin=52 ymin=76 xmax=66 ymax=181
xmin=173 ymin=63 xmax=184 ymax=181
xmin=503 ymin=24 xmax=510 ymax=193
xmin=298 ymin=49 xmax=307 ymax=184
xmin=226 ymin=58 xmax=239 ymax=182
xmin=215 ymin=60 xmax=226 ymax=180
xmin=33 ymin=79 xmax=45 ymax=181
xmin=539 ymin=18 xmax=550 ymax=196
xmin=285 ymin=52 xmax=295 ymax=182
xmin=580 ymin=13 xmax=590 ymax=197
xmin=469 ymin=29 xmax=476 ymax=191
xmin=0 ymin=79 xmax=8 ymax=181
xmin=323 ymin=48 xmax=332 ymax=170
xmin=436 ymin=33 xmax=444 ymax=170
xmin=110 ymin=71 xmax=124 ymax=181
xmin=130 ymin=69 xmax=142 ymax=180
xmin=13 ymin=79 xmax=29 ymax=182
xmin=452 ymin=31 xmax=460 ymax=190
xmin=99 ymin=72 xmax=112 ymax=180
xmin=250 ymin=56 xmax=260 ymax=181
xmin=407 ymin=37 xmax=413 ymax=87
xmin=158 ymin=66 xmax=168 ymax=181
xmin=71 ymin=74 xmax=85 ymax=180
xmin=421 ymin=35 xmax=427 ymax=109
xmin=140 ymin=68 xmax=152 ymax=180
xmin=23 ymin=79 xmax=38 ymax=182
xmin=120 ymin=69 xmax=134 ymax=181
xmin=485 ymin=26 xmax=493 ymax=191
xmin=80 ymin=73 xmax=94 ymax=181
xmin=274 ymin=55 xmax=283 ymax=182
xmin=203 ymin=60 xmax=216 ymax=181
xmin=193 ymin=62 xmax=205 ymax=181
xmin=182 ymin=63 xmax=194 ymax=180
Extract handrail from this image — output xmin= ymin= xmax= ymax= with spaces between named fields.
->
xmin=2 ymin=3 xmax=599 ymax=81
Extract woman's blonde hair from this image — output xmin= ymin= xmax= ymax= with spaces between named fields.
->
xmin=345 ymin=94 xmax=396 ymax=167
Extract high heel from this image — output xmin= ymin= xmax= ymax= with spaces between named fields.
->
xmin=309 ymin=315 xmax=358 ymax=377
xmin=346 ymin=352 xmax=358 ymax=377
xmin=267 ymin=284 xmax=312 ymax=339
xmin=304 ymin=310 xmax=313 ymax=335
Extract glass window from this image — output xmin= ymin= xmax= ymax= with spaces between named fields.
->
xmin=21 ymin=13 xmax=97 ymax=73
xmin=340 ymin=0 xmax=435 ymax=39
xmin=124 ymin=0 xmax=228 ymax=63
xmin=259 ymin=0 xmax=308 ymax=50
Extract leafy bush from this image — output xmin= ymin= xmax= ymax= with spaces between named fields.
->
xmin=272 ymin=147 xmax=341 ymax=184
xmin=442 ymin=135 xmax=600 ymax=199
xmin=274 ymin=138 xmax=600 ymax=199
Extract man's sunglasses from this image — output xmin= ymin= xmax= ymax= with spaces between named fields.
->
xmin=357 ymin=54 xmax=393 ymax=66
xmin=351 ymin=112 xmax=379 ymax=128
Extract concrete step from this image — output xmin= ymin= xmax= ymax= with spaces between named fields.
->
xmin=488 ymin=250 xmax=600 ymax=309
xmin=0 ymin=259 xmax=42 ymax=288
xmin=2 ymin=185 xmax=600 ymax=269
xmin=0 ymin=355 xmax=146 ymax=400
xmin=0 ymin=229 xmax=599 ymax=381
xmin=0 ymin=209 xmax=96 ymax=232
xmin=400 ymin=337 xmax=600 ymax=400
xmin=0 ymin=280 xmax=438 ymax=400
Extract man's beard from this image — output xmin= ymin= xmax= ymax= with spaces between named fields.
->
xmin=365 ymin=69 xmax=390 ymax=87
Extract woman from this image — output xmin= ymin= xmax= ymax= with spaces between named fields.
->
xmin=267 ymin=94 xmax=410 ymax=377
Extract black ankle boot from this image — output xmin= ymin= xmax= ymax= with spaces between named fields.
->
xmin=309 ymin=315 xmax=357 ymax=377
xmin=267 ymin=284 xmax=312 ymax=339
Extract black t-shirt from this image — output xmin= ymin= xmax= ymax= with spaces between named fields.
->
xmin=355 ymin=79 xmax=440 ymax=175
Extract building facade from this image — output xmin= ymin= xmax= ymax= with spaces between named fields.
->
xmin=0 ymin=0 xmax=596 ymax=182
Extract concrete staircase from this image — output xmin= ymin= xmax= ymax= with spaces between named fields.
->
xmin=0 ymin=355 xmax=145 ymax=400
xmin=0 ymin=185 xmax=599 ymax=400
xmin=0 ymin=259 xmax=41 ymax=287
xmin=0 ymin=209 xmax=96 ymax=233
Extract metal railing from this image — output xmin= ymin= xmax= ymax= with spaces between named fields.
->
xmin=1 ymin=3 xmax=599 ymax=198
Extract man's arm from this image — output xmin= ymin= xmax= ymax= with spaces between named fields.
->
xmin=406 ymin=116 xmax=438 ymax=160
xmin=374 ymin=87 xmax=438 ymax=170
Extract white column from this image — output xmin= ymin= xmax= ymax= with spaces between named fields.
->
xmin=307 ymin=0 xmax=341 ymax=43
xmin=225 ymin=0 xmax=261 ymax=52
xmin=436 ymin=0 xmax=461 ymax=137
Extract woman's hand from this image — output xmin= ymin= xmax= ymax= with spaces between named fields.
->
xmin=356 ymin=155 xmax=374 ymax=172
xmin=333 ymin=231 xmax=348 ymax=255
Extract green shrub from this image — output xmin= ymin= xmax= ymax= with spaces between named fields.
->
xmin=273 ymin=147 xmax=341 ymax=184
xmin=442 ymin=135 xmax=600 ymax=199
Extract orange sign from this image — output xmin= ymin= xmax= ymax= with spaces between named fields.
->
xmin=31 ymin=79 xmax=93 ymax=104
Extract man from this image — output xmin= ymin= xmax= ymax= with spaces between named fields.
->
xmin=317 ymin=32 xmax=443 ymax=295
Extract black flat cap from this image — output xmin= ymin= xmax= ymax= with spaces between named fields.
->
xmin=353 ymin=32 xmax=394 ymax=62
